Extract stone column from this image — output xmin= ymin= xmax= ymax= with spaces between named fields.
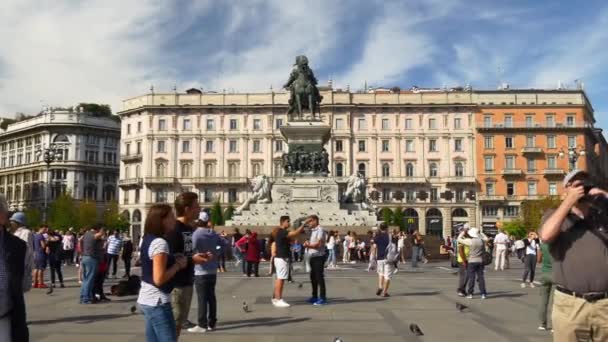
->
xmin=418 ymin=207 xmax=427 ymax=235
xmin=443 ymin=206 xmax=452 ymax=238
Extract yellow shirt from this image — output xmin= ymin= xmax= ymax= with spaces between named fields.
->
xmin=457 ymin=244 xmax=470 ymax=263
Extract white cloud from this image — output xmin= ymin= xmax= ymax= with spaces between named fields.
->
xmin=0 ymin=1 xmax=212 ymax=115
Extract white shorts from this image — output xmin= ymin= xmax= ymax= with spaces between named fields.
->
xmin=377 ymin=260 xmax=395 ymax=280
xmin=274 ymin=258 xmax=289 ymax=280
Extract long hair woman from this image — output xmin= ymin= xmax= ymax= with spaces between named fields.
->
xmin=137 ymin=204 xmax=187 ymax=342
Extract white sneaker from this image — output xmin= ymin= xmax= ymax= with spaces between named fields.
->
xmin=521 ymin=283 xmax=526 ymax=288
xmin=271 ymin=298 xmax=278 ymax=305
xmin=530 ymin=283 xmax=536 ymax=288
xmin=273 ymin=299 xmax=291 ymax=308
xmin=187 ymin=326 xmax=207 ymax=333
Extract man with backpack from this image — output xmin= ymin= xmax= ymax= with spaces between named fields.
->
xmin=375 ymin=223 xmax=398 ymax=297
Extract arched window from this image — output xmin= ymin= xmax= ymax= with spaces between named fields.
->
xmin=156 ymin=163 xmax=165 ymax=177
xmin=455 ymin=162 xmax=464 ymax=177
xmin=228 ymin=163 xmax=238 ymax=177
xmin=382 ymin=163 xmax=390 ymax=177
xmin=336 ymin=163 xmax=344 ymax=177
xmin=358 ymin=163 xmax=366 ymax=177
xmin=132 ymin=210 xmax=142 ymax=223
xmin=181 ymin=163 xmax=191 ymax=177
xmin=452 ymin=208 xmax=468 ymax=217
xmin=429 ymin=163 xmax=438 ymax=177
xmin=406 ymin=163 xmax=414 ymax=177
xmin=124 ymin=166 xmax=130 ymax=178
xmin=252 ymin=163 xmax=262 ymax=177
xmin=103 ymin=185 xmax=115 ymax=201
xmin=53 ymin=134 xmax=70 ymax=143
xmin=85 ymin=184 xmax=97 ymax=200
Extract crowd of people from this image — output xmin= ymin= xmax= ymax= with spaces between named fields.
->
xmin=1 ymin=168 xmax=607 ymax=341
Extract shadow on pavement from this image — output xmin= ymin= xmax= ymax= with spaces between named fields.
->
xmin=392 ymin=291 xmax=441 ymax=297
xmin=28 ymin=313 xmax=133 ymax=325
xmin=217 ymin=317 xmax=311 ymax=331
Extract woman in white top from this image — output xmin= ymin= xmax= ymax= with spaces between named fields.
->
xmin=342 ymin=232 xmax=351 ymax=263
xmin=136 ymin=204 xmax=189 ymax=342
xmin=521 ymin=232 xmax=540 ymax=288
xmin=326 ymin=231 xmax=337 ymax=268
xmin=397 ymin=233 xmax=406 ymax=263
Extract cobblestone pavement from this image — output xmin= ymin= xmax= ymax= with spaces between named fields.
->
xmin=26 ymin=260 xmax=552 ymax=342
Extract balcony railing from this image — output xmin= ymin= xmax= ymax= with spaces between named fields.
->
xmin=370 ymin=176 xmax=427 ymax=184
xmin=521 ymin=147 xmax=543 ymax=154
xmin=478 ymin=195 xmax=506 ymax=201
xmin=445 ymin=176 xmax=476 ymax=184
xmin=543 ymin=169 xmax=565 ymax=175
xmin=121 ymin=154 xmax=143 ymax=162
xmin=118 ymin=178 xmax=143 ymax=187
xmin=144 ymin=177 xmax=176 ymax=184
xmin=501 ymin=169 xmax=523 ymax=175
xmin=479 ymin=123 xmax=589 ymax=130
xmin=192 ymin=177 xmax=248 ymax=185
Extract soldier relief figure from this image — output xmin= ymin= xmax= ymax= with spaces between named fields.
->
xmin=281 ymin=148 xmax=329 ymax=176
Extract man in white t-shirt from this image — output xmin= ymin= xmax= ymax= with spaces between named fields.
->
xmin=493 ymin=228 xmax=509 ymax=271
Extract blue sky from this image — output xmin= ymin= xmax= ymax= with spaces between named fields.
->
xmin=1 ymin=0 xmax=608 ymax=131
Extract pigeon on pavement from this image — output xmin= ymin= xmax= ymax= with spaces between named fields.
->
xmin=409 ymin=323 xmax=424 ymax=336
xmin=456 ymin=303 xmax=468 ymax=312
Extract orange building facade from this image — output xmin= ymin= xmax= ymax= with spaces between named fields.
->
xmin=474 ymin=90 xmax=608 ymax=231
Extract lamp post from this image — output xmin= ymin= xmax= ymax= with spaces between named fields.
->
xmin=37 ymin=146 xmax=59 ymax=223
xmin=559 ymin=146 xmax=586 ymax=171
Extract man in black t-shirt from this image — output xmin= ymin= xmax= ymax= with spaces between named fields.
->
xmin=272 ymin=216 xmax=305 ymax=308
xmin=166 ymin=192 xmax=200 ymax=336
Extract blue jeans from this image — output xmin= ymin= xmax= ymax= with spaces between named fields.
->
xmin=139 ymin=303 xmax=177 ymax=342
xmin=327 ymin=249 xmax=336 ymax=266
xmin=79 ymin=256 xmax=98 ymax=303
xmin=467 ymin=262 xmax=487 ymax=296
xmin=411 ymin=246 xmax=419 ymax=267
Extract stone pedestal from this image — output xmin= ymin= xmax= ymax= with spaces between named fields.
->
xmin=226 ymin=177 xmax=378 ymax=228
xmin=280 ymin=121 xmax=331 ymax=153
xmin=225 ymin=119 xmax=378 ymax=230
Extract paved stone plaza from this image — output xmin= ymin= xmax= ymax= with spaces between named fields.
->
xmin=26 ymin=261 xmax=552 ymax=342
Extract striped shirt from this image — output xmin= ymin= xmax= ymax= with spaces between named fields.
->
xmin=107 ymin=235 xmax=122 ymax=256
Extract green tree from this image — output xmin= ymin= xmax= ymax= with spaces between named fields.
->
xmin=48 ymin=193 xmax=77 ymax=231
xmin=381 ymin=207 xmax=394 ymax=224
xmin=210 ymin=201 xmax=224 ymax=226
xmin=392 ymin=207 xmax=405 ymax=230
xmin=521 ymin=196 xmax=561 ymax=232
xmin=502 ymin=220 xmax=527 ymax=239
xmin=79 ymin=103 xmax=112 ymax=117
xmin=24 ymin=207 xmax=42 ymax=228
xmin=77 ymin=201 xmax=98 ymax=229
xmin=224 ymin=204 xmax=235 ymax=221
xmin=103 ymin=201 xmax=130 ymax=232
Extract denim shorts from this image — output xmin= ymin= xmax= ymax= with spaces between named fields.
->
xmin=35 ymin=254 xmax=47 ymax=269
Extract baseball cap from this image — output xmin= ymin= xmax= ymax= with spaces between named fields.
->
xmin=199 ymin=211 xmax=209 ymax=222
xmin=10 ymin=212 xmax=26 ymax=225
xmin=563 ymin=169 xmax=589 ymax=187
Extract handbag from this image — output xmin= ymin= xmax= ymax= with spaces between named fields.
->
xmin=481 ymin=250 xmax=492 ymax=266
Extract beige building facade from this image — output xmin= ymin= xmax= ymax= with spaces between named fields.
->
xmin=0 ymin=109 xmax=121 ymax=215
xmin=118 ymin=89 xmax=479 ymax=238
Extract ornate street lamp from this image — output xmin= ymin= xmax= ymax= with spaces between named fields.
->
xmin=36 ymin=146 xmax=61 ymax=223
xmin=559 ymin=146 xmax=586 ymax=171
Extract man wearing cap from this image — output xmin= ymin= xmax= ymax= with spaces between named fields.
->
xmin=9 ymin=212 xmax=33 ymax=292
xmin=0 ymin=195 xmax=30 ymax=341
xmin=457 ymin=227 xmax=489 ymax=299
xmin=539 ymin=169 xmax=608 ymax=341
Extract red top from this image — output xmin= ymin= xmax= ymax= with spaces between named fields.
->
xmin=236 ymin=233 xmax=260 ymax=263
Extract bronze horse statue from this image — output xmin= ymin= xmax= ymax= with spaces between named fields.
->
xmin=284 ymin=55 xmax=323 ymax=120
